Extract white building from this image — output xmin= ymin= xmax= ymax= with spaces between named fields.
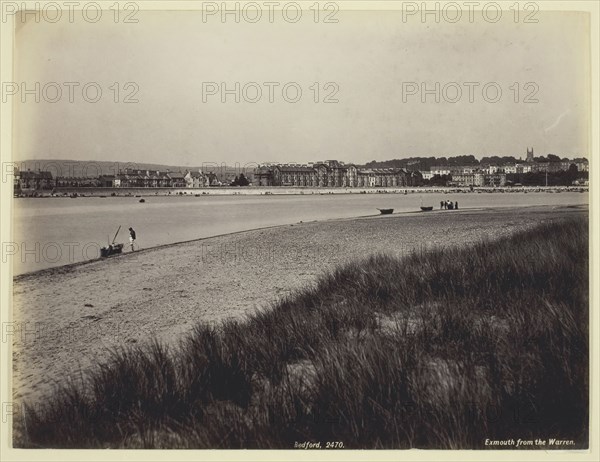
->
xmin=185 ymin=170 xmax=209 ymax=188
xmin=574 ymin=160 xmax=589 ymax=172
xmin=483 ymin=165 xmax=499 ymax=174
xmin=516 ymin=164 xmax=533 ymax=173
xmin=430 ymin=166 xmax=451 ymax=176
xmin=451 ymin=173 xmax=485 ymax=187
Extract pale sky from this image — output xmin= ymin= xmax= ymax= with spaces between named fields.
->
xmin=13 ymin=8 xmax=590 ymax=166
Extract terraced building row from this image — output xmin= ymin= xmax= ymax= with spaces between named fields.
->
xmin=254 ymin=160 xmax=423 ymax=187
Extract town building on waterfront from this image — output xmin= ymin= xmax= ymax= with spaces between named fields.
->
xmin=185 ymin=170 xmax=209 ymax=188
xmin=484 ymin=173 xmax=507 ymax=187
xmin=15 ymin=169 xmax=54 ymax=190
xmin=430 ymin=166 xmax=452 ymax=176
xmin=168 ymin=171 xmax=187 ymax=188
xmin=97 ymin=169 xmax=197 ymax=188
xmin=55 ymin=177 xmax=100 ymax=188
xmin=450 ymin=171 xmax=507 ymax=187
xmin=450 ymin=172 xmax=485 ymax=187
xmin=255 ymin=160 xmax=422 ymax=188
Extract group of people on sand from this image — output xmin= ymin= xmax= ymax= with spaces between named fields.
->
xmin=440 ymin=200 xmax=459 ymax=210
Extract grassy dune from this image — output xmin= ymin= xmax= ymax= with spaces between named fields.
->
xmin=16 ymin=217 xmax=588 ymax=448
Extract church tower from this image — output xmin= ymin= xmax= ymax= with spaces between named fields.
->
xmin=526 ymin=147 xmax=534 ymax=162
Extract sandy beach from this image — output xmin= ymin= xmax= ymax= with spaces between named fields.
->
xmin=12 ymin=205 xmax=587 ymax=405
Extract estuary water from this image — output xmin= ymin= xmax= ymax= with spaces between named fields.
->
xmin=13 ymin=191 xmax=588 ymax=275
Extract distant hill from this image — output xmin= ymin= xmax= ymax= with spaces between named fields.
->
xmin=14 ymin=159 xmax=255 ymax=182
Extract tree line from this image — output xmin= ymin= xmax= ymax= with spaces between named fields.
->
xmin=364 ymin=155 xmax=587 ymax=171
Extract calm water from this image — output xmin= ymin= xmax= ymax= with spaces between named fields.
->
xmin=13 ymin=191 xmax=588 ymax=275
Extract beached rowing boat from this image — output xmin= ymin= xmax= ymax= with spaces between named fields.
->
xmin=100 ymin=226 xmax=125 ymax=257
xmin=100 ymin=243 xmax=124 ymax=257
xmin=377 ymin=208 xmax=394 ymax=215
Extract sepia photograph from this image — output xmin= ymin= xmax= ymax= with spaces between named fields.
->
xmin=0 ymin=0 xmax=598 ymax=458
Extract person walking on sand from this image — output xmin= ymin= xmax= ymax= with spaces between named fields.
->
xmin=128 ymin=227 xmax=136 ymax=251
xmin=455 ymin=201 xmax=459 ymax=210
xmin=440 ymin=200 xmax=444 ymax=210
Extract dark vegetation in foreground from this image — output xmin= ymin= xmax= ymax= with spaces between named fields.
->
xmin=17 ymin=218 xmax=589 ymax=448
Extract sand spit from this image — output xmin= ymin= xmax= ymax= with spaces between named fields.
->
xmin=12 ymin=205 xmax=587 ymax=405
